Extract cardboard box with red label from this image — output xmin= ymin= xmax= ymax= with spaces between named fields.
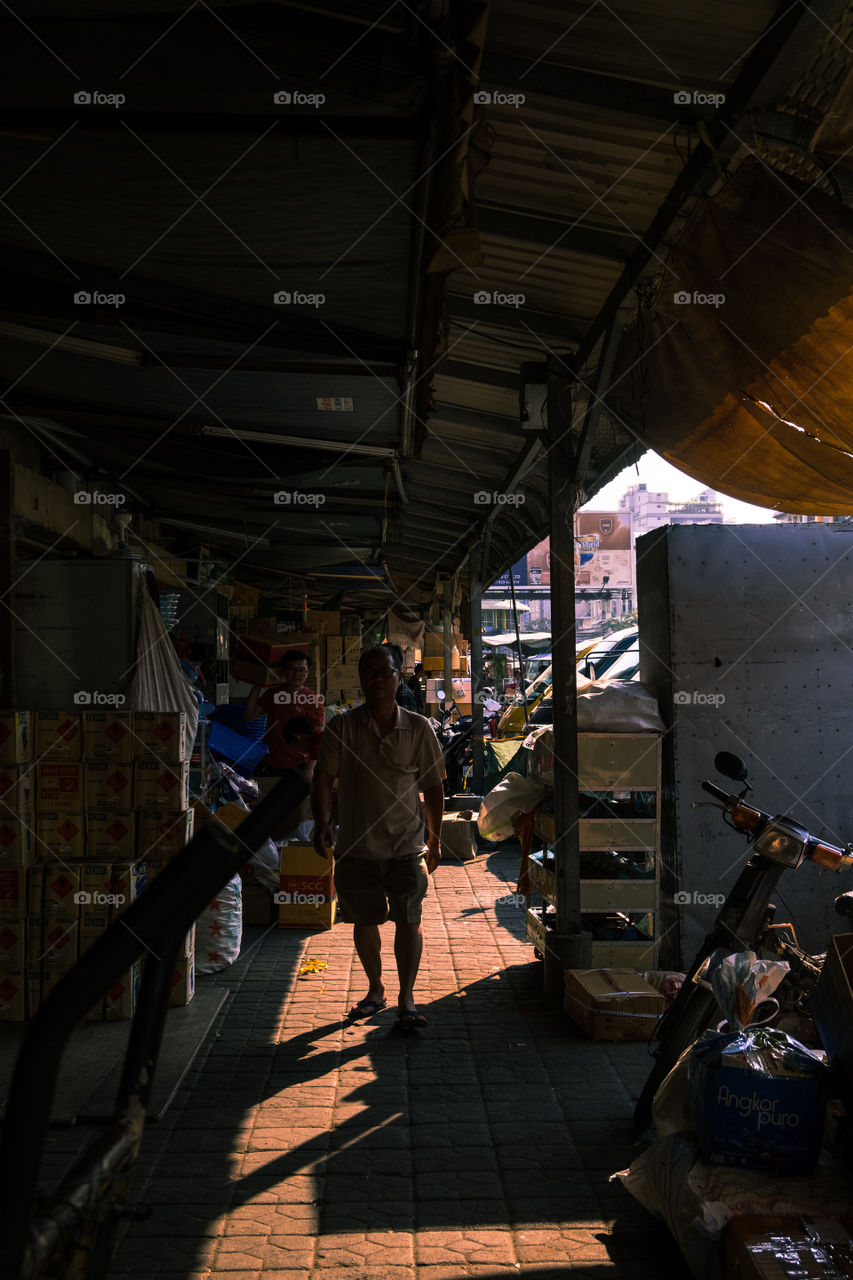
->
xmin=132 ymin=712 xmax=190 ymax=764
xmin=35 ymin=712 xmax=82 ymax=762
xmin=170 ymin=951 xmax=195 ymax=1007
xmin=87 ymin=960 xmax=141 ymax=1021
xmin=134 ymin=760 xmax=190 ymax=811
xmin=29 ymin=863 xmax=82 ymax=920
xmin=136 ymin=809 xmax=194 ymax=860
xmin=83 ymin=711 xmax=134 ymax=760
xmin=84 ymin=761 xmax=133 ymax=810
xmin=28 ymin=966 xmax=65 ymax=1017
xmin=27 ymin=915 xmax=78 ymax=971
xmin=0 ymin=919 xmax=25 ymax=969
xmin=0 ymin=815 xmax=35 ymax=868
xmin=278 ymin=844 xmax=335 ymax=929
xmin=36 ymin=812 xmax=86 ymax=860
xmin=0 ymin=971 xmax=26 ymax=1020
xmin=38 ymin=763 xmax=85 ymax=812
xmin=98 ymin=860 xmax=146 ymax=908
xmin=0 ymin=766 xmax=32 ymax=816
xmin=78 ymin=862 xmax=144 ymax=948
xmin=86 ymin=812 xmax=135 ymax=861
xmin=0 ymin=712 xmax=31 ymax=765
xmin=0 ymin=868 xmax=28 ymax=919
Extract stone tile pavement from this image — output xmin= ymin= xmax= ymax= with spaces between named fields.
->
xmin=42 ymin=848 xmax=679 ymax=1278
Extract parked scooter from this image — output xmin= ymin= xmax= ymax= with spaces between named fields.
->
xmin=633 ymin=751 xmax=853 ymax=1131
xmin=429 ymin=690 xmax=500 ymax=796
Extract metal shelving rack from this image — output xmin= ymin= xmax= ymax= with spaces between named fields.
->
xmin=525 ymin=733 xmax=661 ymax=967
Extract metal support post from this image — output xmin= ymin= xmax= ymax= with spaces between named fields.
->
xmin=544 ymin=362 xmax=592 ymax=999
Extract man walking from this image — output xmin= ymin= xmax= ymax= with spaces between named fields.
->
xmin=312 ymin=645 xmax=445 ymax=1028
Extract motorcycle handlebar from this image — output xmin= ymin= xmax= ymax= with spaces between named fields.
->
xmin=701 ymin=781 xmax=734 ymax=803
xmin=701 ymin=780 xmax=853 ymax=871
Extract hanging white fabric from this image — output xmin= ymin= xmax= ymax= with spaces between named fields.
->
xmin=127 ymin=590 xmax=200 ymax=747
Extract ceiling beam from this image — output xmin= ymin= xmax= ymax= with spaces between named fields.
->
xmin=0 ymin=250 xmax=405 ymax=364
xmin=447 ymin=295 xmax=584 ymax=346
xmin=478 ymin=204 xmax=633 ymax=261
xmin=0 ymin=111 xmax=426 ymax=141
xmin=435 ymin=360 xmax=521 ymax=392
xmin=479 ymin=52 xmax=711 ymax=123
xmin=576 ymin=0 xmax=829 ymax=367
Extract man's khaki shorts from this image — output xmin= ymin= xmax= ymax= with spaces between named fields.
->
xmin=334 ymin=852 xmax=429 ymax=926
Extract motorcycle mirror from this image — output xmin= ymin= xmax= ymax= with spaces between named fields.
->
xmin=436 ymin=690 xmax=445 ymax=702
xmin=714 ymin=751 xmax=749 ymax=782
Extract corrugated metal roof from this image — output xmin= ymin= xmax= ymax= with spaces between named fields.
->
xmin=2 ymin=0 xmax=851 ymax=617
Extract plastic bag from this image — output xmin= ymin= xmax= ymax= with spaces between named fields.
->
xmin=207 ymin=761 xmax=279 ymax=889
xmin=196 ymin=875 xmax=242 ymax=973
xmin=477 ymin=772 xmax=548 ymax=842
xmin=282 ymin=818 xmax=315 ymax=845
xmin=613 ymin=1132 xmax=853 ymax=1280
xmin=576 ymin=680 xmax=665 ymax=732
xmin=706 ymin=949 xmax=789 ymax=1031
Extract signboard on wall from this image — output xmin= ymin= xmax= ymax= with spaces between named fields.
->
xmin=492 ymin=557 xmax=528 ymax=589
xmin=574 ymin=513 xmax=633 ymax=587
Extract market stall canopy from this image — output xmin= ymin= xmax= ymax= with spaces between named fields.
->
xmin=482 ymin=631 xmax=549 ymax=654
xmin=605 ymin=159 xmax=853 ymax=515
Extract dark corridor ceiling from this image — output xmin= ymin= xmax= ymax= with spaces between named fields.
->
xmin=2 ymin=0 xmax=852 ymax=613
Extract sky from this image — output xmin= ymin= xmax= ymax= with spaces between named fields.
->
xmin=582 ymin=451 xmax=776 ymax=523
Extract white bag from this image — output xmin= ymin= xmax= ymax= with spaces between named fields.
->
xmin=196 ymin=875 xmax=243 ymax=973
xmin=577 ymin=680 xmax=665 ymax=732
xmin=477 ymin=772 xmax=548 ymax=842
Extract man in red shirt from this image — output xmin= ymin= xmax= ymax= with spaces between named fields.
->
xmin=245 ymin=650 xmax=325 ymax=776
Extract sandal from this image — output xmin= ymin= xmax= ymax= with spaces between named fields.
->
xmin=347 ymin=997 xmax=387 ymax=1019
xmin=395 ymin=1008 xmax=428 ymax=1029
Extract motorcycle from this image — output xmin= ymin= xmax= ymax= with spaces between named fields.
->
xmin=429 ymin=691 xmax=500 ymax=797
xmin=633 ymin=750 xmax=853 ymax=1131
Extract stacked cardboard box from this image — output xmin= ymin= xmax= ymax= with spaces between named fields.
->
xmin=0 ymin=709 xmax=196 ymax=1020
xmin=317 ymin=618 xmax=363 ymax=706
xmin=233 ymin=633 xmax=322 ymax=689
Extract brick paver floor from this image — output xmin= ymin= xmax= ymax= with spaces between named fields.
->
xmin=44 ymin=849 xmax=678 ymax=1278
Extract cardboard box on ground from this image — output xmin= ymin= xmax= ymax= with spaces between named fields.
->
xmin=278 ymin=844 xmax=335 ymax=930
xmin=563 ymin=968 xmax=665 ymax=1041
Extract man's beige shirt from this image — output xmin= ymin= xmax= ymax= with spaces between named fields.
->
xmin=316 ymin=704 xmax=446 ymax=860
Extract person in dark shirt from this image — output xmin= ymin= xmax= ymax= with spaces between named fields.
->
xmin=407 ymin=662 xmax=425 ymax=714
xmin=385 ymin=644 xmax=418 ymax=712
xmin=245 ymin=650 xmax=325 ymax=775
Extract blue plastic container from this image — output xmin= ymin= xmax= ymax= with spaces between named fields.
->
xmin=208 ymin=721 xmax=268 ymax=774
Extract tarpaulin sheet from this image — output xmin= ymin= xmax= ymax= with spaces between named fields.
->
xmin=605 ymin=158 xmax=853 ymax=514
